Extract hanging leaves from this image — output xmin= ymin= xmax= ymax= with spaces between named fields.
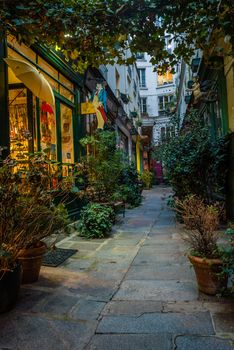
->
xmin=0 ymin=0 xmax=233 ymax=72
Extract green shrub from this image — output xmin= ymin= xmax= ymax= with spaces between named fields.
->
xmin=141 ymin=170 xmax=154 ymax=189
xmin=119 ymin=163 xmax=142 ymax=207
xmin=80 ymin=131 xmax=142 ymax=208
xmin=78 ymin=203 xmax=114 ymax=239
xmin=156 ymin=110 xmax=228 ymax=202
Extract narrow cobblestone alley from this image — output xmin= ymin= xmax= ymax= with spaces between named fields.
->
xmin=0 ymin=187 xmax=233 ymax=350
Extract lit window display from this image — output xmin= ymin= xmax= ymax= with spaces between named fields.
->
xmin=9 ymin=88 xmax=29 ymax=160
xmin=61 ymin=104 xmax=74 ymax=163
xmin=40 ymin=101 xmax=57 ymax=160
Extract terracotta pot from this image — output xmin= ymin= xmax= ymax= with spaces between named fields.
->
xmin=188 ymin=255 xmax=228 ymax=295
xmin=18 ymin=242 xmax=47 ymax=284
xmin=0 ymin=263 xmax=22 ymax=313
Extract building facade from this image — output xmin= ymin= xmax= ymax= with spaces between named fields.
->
xmin=0 ymin=36 xmax=85 ymax=174
xmin=136 ymin=43 xmax=177 ymax=172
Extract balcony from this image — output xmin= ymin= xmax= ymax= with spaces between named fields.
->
xmin=141 ymin=117 xmax=155 ymax=127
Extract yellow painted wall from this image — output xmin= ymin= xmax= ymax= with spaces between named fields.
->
xmin=136 ymin=137 xmax=142 ymax=173
xmin=224 ymin=56 xmax=234 ymax=131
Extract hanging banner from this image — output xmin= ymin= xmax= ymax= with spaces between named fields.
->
xmin=81 ymin=83 xmax=108 ymax=129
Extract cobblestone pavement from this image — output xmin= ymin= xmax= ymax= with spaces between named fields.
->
xmin=0 ymin=187 xmax=233 ymax=349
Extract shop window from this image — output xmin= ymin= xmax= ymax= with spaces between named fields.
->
xmin=60 ymin=86 xmax=74 ymax=102
xmin=38 ymin=56 xmax=58 ymax=80
xmin=59 ymin=73 xmax=73 ymax=91
xmin=9 ymin=88 xmax=29 ymax=160
xmin=157 ymin=71 xmax=173 ymax=86
xmin=59 ymin=74 xmax=74 ymax=102
xmin=43 ymin=72 xmax=59 ymax=91
xmin=40 ymin=100 xmax=57 ymax=160
xmin=61 ymin=104 xmax=74 ymax=163
xmin=7 ymin=35 xmax=36 ymax=62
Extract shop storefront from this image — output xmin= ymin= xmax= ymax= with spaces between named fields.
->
xmin=0 ymin=36 xmax=85 ymax=167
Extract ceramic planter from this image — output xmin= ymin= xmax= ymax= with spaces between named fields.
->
xmin=188 ymin=255 xmax=228 ymax=295
xmin=18 ymin=241 xmax=47 ymax=284
xmin=0 ymin=263 xmax=22 ymax=313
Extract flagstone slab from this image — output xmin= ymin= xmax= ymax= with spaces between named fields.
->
xmin=126 ymin=264 xmax=194 ymax=281
xmin=0 ymin=314 xmax=96 ymax=350
xmin=96 ymin=312 xmax=214 ymax=335
xmin=69 ymin=299 xmax=106 ymax=321
xmin=132 ymin=252 xmax=187 ymax=265
xmin=101 ymin=300 xmax=163 ymax=315
xmin=175 ymin=335 xmax=234 ymax=350
xmin=84 ymin=334 xmax=172 ymax=350
xmin=113 ymin=280 xmax=198 ymax=301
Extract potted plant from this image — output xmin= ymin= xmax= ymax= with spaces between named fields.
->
xmin=78 ymin=203 xmax=114 ymax=239
xmin=176 ymin=195 xmax=228 ymax=295
xmin=0 ymin=155 xmax=70 ymax=287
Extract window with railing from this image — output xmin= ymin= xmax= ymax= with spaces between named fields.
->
xmin=138 ymin=68 xmax=146 ymax=88
xmin=158 ymin=95 xmax=174 ymax=111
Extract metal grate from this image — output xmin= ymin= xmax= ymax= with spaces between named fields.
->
xmin=42 ymin=248 xmax=78 ymax=267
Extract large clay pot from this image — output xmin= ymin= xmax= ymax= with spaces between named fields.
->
xmin=0 ymin=263 xmax=22 ymax=313
xmin=18 ymin=242 xmax=47 ymax=284
xmin=188 ymin=255 xmax=228 ymax=295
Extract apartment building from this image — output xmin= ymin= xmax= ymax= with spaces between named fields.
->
xmin=136 ymin=40 xmax=177 ymax=148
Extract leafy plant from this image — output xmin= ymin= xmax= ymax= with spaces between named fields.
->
xmin=156 ymin=110 xmax=228 ymax=202
xmin=119 ymin=162 xmax=142 ymax=207
xmin=80 ymin=131 xmax=142 ymax=207
xmin=78 ymin=203 xmax=114 ymax=239
xmin=1 ymin=1 xmax=234 ymax=72
xmin=80 ymin=130 xmax=123 ymax=202
xmin=0 ymin=155 xmax=70 ymax=277
xmin=176 ymin=195 xmax=221 ymax=258
xmin=141 ymin=170 xmax=154 ymax=189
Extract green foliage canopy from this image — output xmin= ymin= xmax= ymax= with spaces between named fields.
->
xmin=1 ymin=0 xmax=234 ymax=72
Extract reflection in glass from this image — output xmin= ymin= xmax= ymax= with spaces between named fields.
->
xmin=40 ymin=101 xmax=57 ymax=160
xmin=9 ymin=88 xmax=29 ymax=160
xmin=61 ymin=104 xmax=74 ymax=163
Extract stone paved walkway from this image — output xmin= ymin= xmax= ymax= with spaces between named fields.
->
xmin=0 ymin=187 xmax=233 ymax=349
